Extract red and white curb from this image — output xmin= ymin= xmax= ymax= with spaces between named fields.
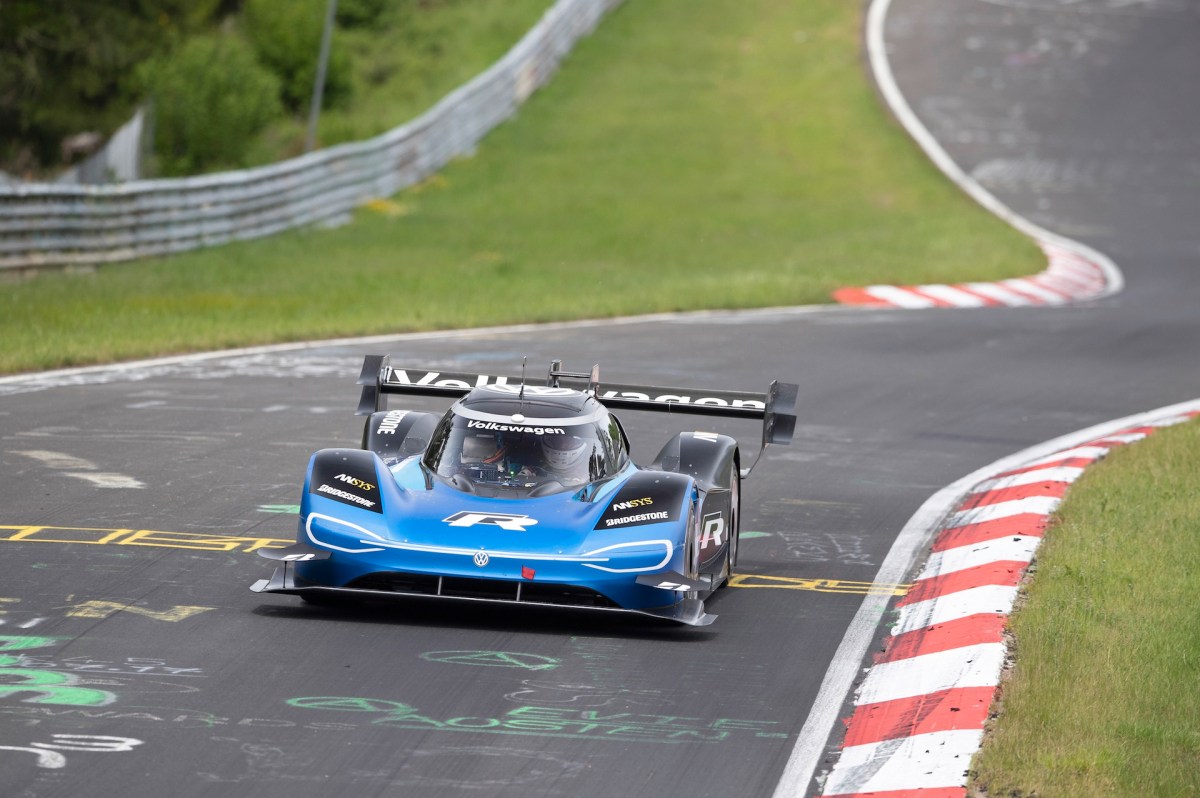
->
xmin=814 ymin=406 xmax=1200 ymax=798
xmin=832 ymin=240 xmax=1115 ymax=309
xmin=833 ymin=0 xmax=1125 ymax=312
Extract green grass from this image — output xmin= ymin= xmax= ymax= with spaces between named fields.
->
xmin=970 ymin=419 xmax=1200 ymax=798
xmin=1 ymin=0 xmax=1042 ymax=374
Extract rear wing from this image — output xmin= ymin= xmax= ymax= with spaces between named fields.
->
xmin=355 ymin=355 xmax=797 ymax=476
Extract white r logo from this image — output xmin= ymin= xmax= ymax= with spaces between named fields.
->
xmin=700 ymin=514 xmax=725 ymax=548
xmin=444 ymin=512 xmax=539 ymax=532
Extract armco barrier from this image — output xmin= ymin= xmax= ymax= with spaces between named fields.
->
xmin=0 ymin=0 xmax=622 ymax=271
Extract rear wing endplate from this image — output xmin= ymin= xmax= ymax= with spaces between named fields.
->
xmin=355 ymin=355 xmax=797 ymax=476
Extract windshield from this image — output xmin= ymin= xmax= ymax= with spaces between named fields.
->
xmin=423 ymin=412 xmax=625 ymax=493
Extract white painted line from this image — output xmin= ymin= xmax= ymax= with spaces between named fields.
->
xmin=64 ymin=473 xmax=145 ymax=489
xmin=892 ymin=585 xmax=1020 ymax=637
xmin=855 ymin=643 xmax=1007 ymax=706
xmin=13 ymin=450 xmax=98 ymax=470
xmin=916 ymin=535 xmax=1041 ymax=580
xmin=820 ymin=729 xmax=985 ymax=796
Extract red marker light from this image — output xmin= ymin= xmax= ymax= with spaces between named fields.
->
xmin=521 ymin=566 xmax=535 ymax=580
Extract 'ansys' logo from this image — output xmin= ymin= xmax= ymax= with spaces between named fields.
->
xmin=334 ymin=473 xmax=375 ymax=492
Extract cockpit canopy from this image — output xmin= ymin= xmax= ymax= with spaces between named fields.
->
xmin=422 ymin=393 xmax=628 ymax=495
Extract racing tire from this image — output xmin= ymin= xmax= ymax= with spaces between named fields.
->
xmin=684 ymin=506 xmax=701 ymax=601
xmin=729 ymin=468 xmax=741 ymax=569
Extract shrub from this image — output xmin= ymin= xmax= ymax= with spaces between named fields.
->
xmin=336 ymin=0 xmax=389 ymax=28
xmin=141 ymin=33 xmax=282 ymax=176
xmin=243 ymin=0 xmax=352 ymax=112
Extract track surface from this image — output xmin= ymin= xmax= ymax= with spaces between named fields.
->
xmin=2 ymin=1 xmax=1197 ymax=795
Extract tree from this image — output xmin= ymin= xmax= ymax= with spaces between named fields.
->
xmin=0 ymin=0 xmax=221 ymax=175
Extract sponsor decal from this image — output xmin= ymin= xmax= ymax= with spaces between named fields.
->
xmin=699 ymin=513 xmax=725 ymax=551
xmin=647 ymin=580 xmax=693 ymax=592
xmin=444 ymin=512 xmax=538 ymax=532
xmin=604 ymin=512 xmax=670 ymax=528
xmin=599 ymin=391 xmax=765 ymax=411
xmin=309 ymin=452 xmax=382 ymax=513
xmin=375 ymin=410 xmax=409 ymax=435
xmin=317 ymin=484 xmax=376 ymax=509
xmin=481 ymin=384 xmax=576 ymax=397
xmin=333 ymin=473 xmax=375 ymax=492
xmin=383 ymin=369 xmax=768 ymax=412
xmin=466 ymin=420 xmax=565 ymax=435
xmin=385 ymin=370 xmax=571 ymax=396
xmin=594 ymin=477 xmax=685 ymax=531
xmin=693 ymin=432 xmax=720 ymax=442
xmin=388 ymin=370 xmax=512 ymax=391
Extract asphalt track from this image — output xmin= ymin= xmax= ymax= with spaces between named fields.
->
xmin=1 ymin=1 xmax=1198 ymax=795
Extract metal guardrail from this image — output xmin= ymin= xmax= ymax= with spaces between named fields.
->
xmin=0 ymin=0 xmax=623 ymax=271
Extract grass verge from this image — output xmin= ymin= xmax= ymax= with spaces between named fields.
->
xmin=1 ymin=0 xmax=1042 ymax=375
xmin=969 ymin=419 xmax=1200 ymax=798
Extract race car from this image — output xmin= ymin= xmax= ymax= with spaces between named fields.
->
xmin=251 ymin=356 xmax=796 ymax=626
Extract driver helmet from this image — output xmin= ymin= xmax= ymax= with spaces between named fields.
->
xmin=461 ymin=433 xmax=505 ymax=465
xmin=542 ymin=433 xmax=588 ymax=472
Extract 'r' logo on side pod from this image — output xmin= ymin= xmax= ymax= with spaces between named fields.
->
xmin=443 ymin=512 xmax=539 ymax=532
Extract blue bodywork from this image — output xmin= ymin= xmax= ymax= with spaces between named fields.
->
xmin=251 ymin=355 xmax=798 ymax=627
xmin=292 ymin=452 xmax=698 ymax=615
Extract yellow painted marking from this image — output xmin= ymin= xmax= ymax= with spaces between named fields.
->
xmin=729 ymin=573 xmax=909 ymax=597
xmin=64 ymin=601 xmax=214 ymax=622
xmin=0 ymin=525 xmax=290 ymax=554
xmin=2 ymin=525 xmax=908 ymax=598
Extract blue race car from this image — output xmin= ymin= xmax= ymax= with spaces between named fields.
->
xmin=251 ymin=356 xmax=796 ymax=626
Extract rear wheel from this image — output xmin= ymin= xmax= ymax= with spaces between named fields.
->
xmin=729 ymin=469 xmax=741 ymax=568
xmin=684 ymin=506 xmax=700 ymax=600
xmin=718 ymin=470 xmax=741 ymax=587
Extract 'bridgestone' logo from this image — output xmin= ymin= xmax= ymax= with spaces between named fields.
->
xmin=317 ymin=484 xmax=376 ymax=508
xmin=605 ymin=511 xmax=670 ymax=527
xmin=376 ymin=410 xmax=408 ymax=435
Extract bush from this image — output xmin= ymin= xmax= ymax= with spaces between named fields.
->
xmin=336 ymin=0 xmax=389 ymax=28
xmin=243 ymin=0 xmax=353 ymax=112
xmin=141 ymin=34 xmax=282 ymax=176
